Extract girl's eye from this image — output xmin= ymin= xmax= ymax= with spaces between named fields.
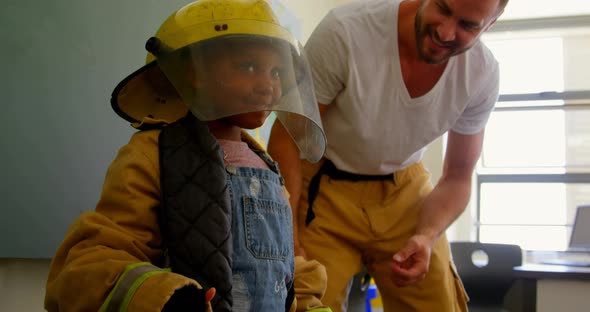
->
xmin=239 ymin=63 xmax=256 ymax=73
xmin=271 ymin=68 xmax=283 ymax=79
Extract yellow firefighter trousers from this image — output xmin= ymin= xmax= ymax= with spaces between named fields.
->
xmin=298 ymin=159 xmax=468 ymax=312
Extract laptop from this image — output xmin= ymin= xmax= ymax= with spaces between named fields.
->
xmin=541 ymin=205 xmax=590 ymax=267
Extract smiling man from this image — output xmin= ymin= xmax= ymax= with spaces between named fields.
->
xmin=268 ymin=0 xmax=509 ymax=311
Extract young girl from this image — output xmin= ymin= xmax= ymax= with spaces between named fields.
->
xmin=44 ymin=1 xmax=329 ymax=311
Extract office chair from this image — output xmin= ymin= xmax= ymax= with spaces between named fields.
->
xmin=450 ymin=241 xmax=523 ymax=312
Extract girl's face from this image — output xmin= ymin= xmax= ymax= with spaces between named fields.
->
xmin=197 ymin=41 xmax=285 ymax=129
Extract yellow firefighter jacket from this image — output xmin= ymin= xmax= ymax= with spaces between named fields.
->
xmin=44 ymin=129 xmax=330 ymax=312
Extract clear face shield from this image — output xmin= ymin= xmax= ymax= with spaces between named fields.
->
xmin=147 ymin=33 xmax=326 ymax=163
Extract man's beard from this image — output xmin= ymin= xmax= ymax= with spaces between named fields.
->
xmin=414 ymin=10 xmax=462 ymax=65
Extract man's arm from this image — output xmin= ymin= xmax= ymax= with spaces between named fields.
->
xmin=390 ymin=129 xmax=484 ymax=286
xmin=268 ymin=105 xmax=329 ymax=258
xmin=418 ymin=129 xmax=484 ymax=244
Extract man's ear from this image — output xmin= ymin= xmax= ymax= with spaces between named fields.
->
xmin=484 ymin=17 xmax=499 ymax=32
xmin=484 ymin=8 xmax=504 ymax=32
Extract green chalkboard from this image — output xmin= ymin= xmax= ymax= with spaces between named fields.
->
xmin=0 ymin=0 xmax=194 ymax=258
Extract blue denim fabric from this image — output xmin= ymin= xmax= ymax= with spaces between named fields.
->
xmin=226 ymin=164 xmax=294 ymax=311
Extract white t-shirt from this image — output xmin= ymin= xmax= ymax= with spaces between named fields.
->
xmin=305 ymin=0 xmax=500 ymax=175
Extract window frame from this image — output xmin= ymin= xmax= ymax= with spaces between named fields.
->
xmin=475 ymin=89 xmax=590 ymax=246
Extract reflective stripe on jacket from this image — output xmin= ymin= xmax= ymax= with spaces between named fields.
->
xmin=45 ymin=130 xmax=201 ymax=311
xmin=99 ymin=263 xmax=170 ymax=312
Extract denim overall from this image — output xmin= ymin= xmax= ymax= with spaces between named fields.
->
xmin=225 ymin=154 xmax=294 ymax=311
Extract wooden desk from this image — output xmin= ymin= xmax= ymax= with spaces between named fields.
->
xmin=513 ymin=264 xmax=590 ymax=312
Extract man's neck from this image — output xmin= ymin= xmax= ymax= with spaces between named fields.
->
xmin=397 ymin=0 xmax=447 ymax=98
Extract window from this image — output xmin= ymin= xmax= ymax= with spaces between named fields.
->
xmin=476 ymin=19 xmax=590 ymax=251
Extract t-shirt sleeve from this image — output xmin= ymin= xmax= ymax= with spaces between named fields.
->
xmin=452 ymin=62 xmax=500 ymax=135
xmin=304 ymin=10 xmax=348 ymax=105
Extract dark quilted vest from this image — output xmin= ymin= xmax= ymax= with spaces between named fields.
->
xmin=158 ymin=114 xmax=233 ymax=311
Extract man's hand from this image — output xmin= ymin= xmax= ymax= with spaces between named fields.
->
xmin=389 ymin=234 xmax=434 ymax=287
